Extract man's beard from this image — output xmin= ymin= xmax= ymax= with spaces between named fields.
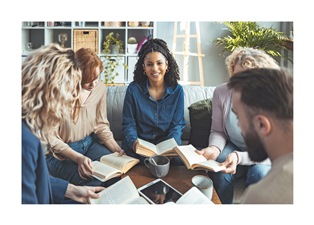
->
xmin=243 ymin=124 xmax=268 ymax=162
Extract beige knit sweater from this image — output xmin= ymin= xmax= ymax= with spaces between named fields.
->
xmin=47 ymin=82 xmax=114 ymax=156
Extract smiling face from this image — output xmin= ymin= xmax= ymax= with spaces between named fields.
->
xmin=232 ymin=91 xmax=268 ymax=162
xmin=143 ymin=52 xmax=168 ymax=84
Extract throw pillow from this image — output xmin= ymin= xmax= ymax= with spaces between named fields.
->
xmin=188 ymin=98 xmax=212 ymax=149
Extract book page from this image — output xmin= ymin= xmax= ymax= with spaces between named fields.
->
xmin=137 ymin=138 xmax=157 ymax=154
xmin=176 ymin=187 xmax=214 ymax=204
xmin=156 ymin=138 xmax=178 ymax=155
xmin=99 ymin=152 xmax=139 ymax=172
xmin=91 ymin=161 xmax=121 ymax=182
xmin=192 ymin=160 xmax=225 ymax=172
xmin=89 ymin=176 xmax=148 ymax=204
xmin=174 ymin=145 xmax=207 ymax=167
xmin=127 ymin=197 xmax=149 ymax=204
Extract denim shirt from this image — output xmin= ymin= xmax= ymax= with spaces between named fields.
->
xmin=122 ymin=81 xmax=185 ymax=150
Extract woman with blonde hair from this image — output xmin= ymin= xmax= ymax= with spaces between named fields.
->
xmin=22 ymin=43 xmax=104 ymax=203
xmin=196 ymin=47 xmax=280 ymax=204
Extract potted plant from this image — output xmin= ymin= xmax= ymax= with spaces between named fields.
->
xmin=103 ymin=32 xmax=124 ymax=54
xmin=212 ymin=22 xmax=292 ymax=62
xmin=102 ymin=32 xmax=127 ymax=84
xmin=127 ymin=37 xmax=138 ymax=54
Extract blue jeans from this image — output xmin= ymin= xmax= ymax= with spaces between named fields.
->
xmin=46 ymin=133 xmax=120 ymax=187
xmin=207 ymin=141 xmax=271 ymax=204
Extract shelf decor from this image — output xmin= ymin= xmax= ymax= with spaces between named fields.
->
xmin=104 ymin=21 xmax=122 ymax=27
xmin=127 ymin=37 xmax=138 ymax=54
xmin=22 ymin=21 xmax=156 ymax=84
xmin=102 ymin=32 xmax=127 ymax=84
xmin=73 ymin=30 xmax=98 ymax=53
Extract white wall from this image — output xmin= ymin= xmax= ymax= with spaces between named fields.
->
xmin=156 ymin=22 xmax=293 ymax=86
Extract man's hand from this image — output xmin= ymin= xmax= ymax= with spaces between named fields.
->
xmin=195 ymin=146 xmax=220 ymax=160
xmin=65 ymin=184 xmax=105 ymax=204
xmin=220 ymin=152 xmax=239 ymax=174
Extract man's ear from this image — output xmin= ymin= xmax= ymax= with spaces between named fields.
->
xmin=253 ymin=115 xmax=272 ymax=136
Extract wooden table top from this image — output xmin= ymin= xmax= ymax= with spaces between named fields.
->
xmin=122 ymin=165 xmax=221 ymax=204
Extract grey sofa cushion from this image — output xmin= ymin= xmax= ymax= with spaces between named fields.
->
xmin=106 ymin=85 xmax=128 ymax=141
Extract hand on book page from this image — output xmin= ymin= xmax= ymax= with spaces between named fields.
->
xmin=91 ymin=152 xmax=139 ymax=182
xmin=174 ymin=144 xmax=225 ymax=172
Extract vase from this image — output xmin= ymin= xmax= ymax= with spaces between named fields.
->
xmin=110 ymin=45 xmax=120 ymax=54
xmin=127 ymin=44 xmax=138 ymax=54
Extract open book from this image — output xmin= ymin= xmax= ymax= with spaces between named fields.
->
xmin=173 ymin=144 xmax=225 ymax=172
xmin=91 ymin=152 xmax=140 ymax=182
xmin=89 ymin=176 xmax=149 ymax=204
xmin=135 ymin=138 xmax=178 ymax=157
xmin=175 ymin=187 xmax=214 ymax=204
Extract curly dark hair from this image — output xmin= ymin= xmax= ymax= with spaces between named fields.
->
xmin=133 ymin=38 xmax=180 ymax=87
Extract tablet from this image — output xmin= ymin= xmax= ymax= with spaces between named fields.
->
xmin=137 ymin=179 xmax=182 ymax=204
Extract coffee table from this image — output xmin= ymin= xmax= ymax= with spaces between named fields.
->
xmin=122 ymin=165 xmax=221 ymax=204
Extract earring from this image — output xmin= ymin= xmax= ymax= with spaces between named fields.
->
xmin=143 ymin=71 xmax=147 ymax=75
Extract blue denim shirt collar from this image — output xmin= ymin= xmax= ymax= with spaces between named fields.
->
xmin=142 ymin=80 xmax=174 ymax=99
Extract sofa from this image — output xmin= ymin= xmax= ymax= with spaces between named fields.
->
xmin=105 ymin=85 xmax=245 ymax=203
xmin=106 ymin=85 xmax=215 ymax=146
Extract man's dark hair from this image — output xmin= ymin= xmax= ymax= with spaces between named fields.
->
xmin=228 ymin=68 xmax=293 ymax=120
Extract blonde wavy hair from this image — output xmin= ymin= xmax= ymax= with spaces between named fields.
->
xmin=22 ymin=43 xmax=82 ymax=143
xmin=225 ymin=47 xmax=280 ymax=77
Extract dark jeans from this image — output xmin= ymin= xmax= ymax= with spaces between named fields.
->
xmin=207 ymin=141 xmax=271 ymax=204
xmin=46 ymin=133 xmax=120 ymax=187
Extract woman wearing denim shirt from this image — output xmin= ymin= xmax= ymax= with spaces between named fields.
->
xmin=122 ymin=38 xmax=185 ymax=164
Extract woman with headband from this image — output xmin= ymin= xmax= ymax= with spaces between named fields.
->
xmin=122 ymin=38 xmax=185 ymax=164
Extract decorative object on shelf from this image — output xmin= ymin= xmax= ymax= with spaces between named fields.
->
xmin=25 ymin=21 xmax=33 ymax=27
xmin=289 ymin=30 xmax=293 ymax=39
xmin=128 ymin=21 xmax=139 ymax=27
xmin=47 ymin=21 xmax=54 ymax=27
xmin=104 ymin=21 xmax=122 ymax=27
xmin=25 ymin=42 xmax=33 ymax=51
xmin=212 ymin=21 xmax=291 ymax=62
xmin=140 ymin=21 xmax=151 ymax=27
xmin=127 ymin=37 xmax=138 ymax=54
xmin=77 ymin=21 xmax=85 ymax=27
xmin=102 ymin=32 xmax=127 ymax=84
xmin=73 ymin=29 xmax=98 ymax=53
xmin=103 ymin=32 xmax=124 ymax=54
xmin=22 ymin=21 xmax=155 ymax=83
xmin=25 ymin=22 xmax=39 ymax=27
xmin=136 ymin=35 xmax=149 ymax=53
xmin=58 ymin=33 xmax=68 ymax=48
